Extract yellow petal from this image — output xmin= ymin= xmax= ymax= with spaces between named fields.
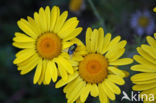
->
xmin=137 ymin=47 xmax=156 ymax=65
xmin=17 ymin=19 xmax=37 ymax=39
xmin=64 ymin=27 xmax=82 ymax=41
xmin=109 ymin=58 xmax=133 ymax=66
xmin=132 ymin=79 xmax=156 ymax=84
xmin=38 ymin=60 xmax=47 ymax=85
xmin=80 ymin=83 xmax=91 ymax=102
xmin=106 ymin=48 xmax=125 ymax=62
xmin=56 ymin=58 xmax=68 ymax=81
xmin=146 ymin=36 xmax=156 ymax=47
xmin=102 ymin=81 xmax=116 ymax=100
xmin=20 ymin=54 xmax=40 ymax=75
xmin=27 ymin=16 xmax=41 ymax=36
xmin=53 ymin=11 xmax=68 ymax=33
xmin=107 ymin=74 xmax=125 ymax=85
xmin=13 ymin=42 xmax=35 ymax=49
xmin=98 ymin=83 xmax=109 ymax=103
xmin=49 ymin=60 xmax=58 ymax=82
xmin=86 ymin=27 xmax=92 ymax=52
xmin=108 ymin=66 xmax=126 ymax=78
xmin=14 ymin=49 xmax=35 ymax=64
xmin=13 ymin=34 xmax=34 ymax=42
xmin=131 ymin=64 xmax=156 ymax=72
xmin=38 ymin=7 xmax=47 ymax=32
xmin=50 ymin=6 xmax=60 ymax=31
xmin=134 ymin=55 xmax=156 ymax=67
xmin=108 ymin=36 xmax=121 ymax=50
xmin=97 ymin=27 xmax=104 ymax=53
xmin=90 ymin=29 xmax=98 ymax=53
xmin=132 ymin=83 xmax=156 ymax=91
xmin=55 ymin=72 xmax=78 ymax=88
xmin=58 ymin=56 xmax=73 ymax=74
xmin=58 ymin=17 xmax=79 ymax=38
xmin=33 ymin=59 xmax=42 ymax=84
xmin=141 ymin=44 xmax=156 ymax=59
xmin=102 ymin=33 xmax=111 ymax=54
xmin=67 ymin=80 xmax=86 ymax=103
xmin=90 ymin=84 xmax=99 ymax=97
xmin=45 ymin=6 xmax=51 ymax=31
xmin=131 ymin=73 xmax=156 ymax=82
xmin=105 ymin=79 xmax=121 ymax=95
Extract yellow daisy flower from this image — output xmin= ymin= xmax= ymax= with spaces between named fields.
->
xmin=131 ymin=34 xmax=156 ymax=102
xmin=56 ymin=27 xmax=133 ymax=103
xmin=13 ymin=6 xmax=82 ymax=85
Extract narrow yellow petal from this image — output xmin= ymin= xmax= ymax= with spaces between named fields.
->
xmin=50 ymin=6 xmax=60 ymax=31
xmin=64 ymin=27 xmax=83 ymax=41
xmin=20 ymin=54 xmax=40 ymax=75
xmin=141 ymin=44 xmax=156 ymax=59
xmin=56 ymin=59 xmax=68 ymax=81
xmin=45 ymin=6 xmax=51 ymax=31
xmin=67 ymin=80 xmax=86 ymax=103
xmin=131 ymin=73 xmax=156 ymax=82
xmin=13 ymin=42 xmax=35 ymax=49
xmin=58 ymin=17 xmax=79 ymax=38
xmin=154 ymin=33 xmax=156 ymax=39
xmin=105 ymin=79 xmax=121 ymax=95
xmin=53 ymin=11 xmax=68 ymax=33
xmin=131 ymin=64 xmax=156 ymax=72
xmin=38 ymin=7 xmax=47 ymax=32
xmin=108 ymin=36 xmax=121 ymax=50
xmin=132 ymin=79 xmax=156 ymax=84
xmin=14 ymin=49 xmax=35 ymax=64
xmin=33 ymin=59 xmax=42 ymax=84
xmin=102 ymin=81 xmax=116 ymax=100
xmin=107 ymin=74 xmax=125 ymax=85
xmin=56 ymin=72 xmax=78 ymax=88
xmin=134 ymin=55 xmax=156 ymax=67
xmin=13 ymin=34 xmax=34 ymax=42
xmin=17 ymin=19 xmax=37 ymax=39
xmin=27 ymin=16 xmax=41 ymax=36
xmin=38 ymin=60 xmax=47 ymax=85
xmin=80 ymin=83 xmax=91 ymax=102
xmin=132 ymin=83 xmax=156 ymax=91
xmin=109 ymin=58 xmax=133 ymax=66
xmin=49 ymin=60 xmax=58 ymax=82
xmin=90 ymin=29 xmax=98 ymax=53
xmin=90 ymin=84 xmax=99 ymax=97
xmin=106 ymin=48 xmax=125 ymax=62
xmin=102 ymin=33 xmax=111 ymax=54
xmin=137 ymin=47 xmax=156 ymax=65
xmin=58 ymin=56 xmax=73 ymax=74
xmin=97 ymin=27 xmax=104 ymax=53
xmin=86 ymin=27 xmax=92 ymax=52
xmin=146 ymin=36 xmax=156 ymax=47
xmin=108 ymin=66 xmax=126 ymax=78
xmin=98 ymin=83 xmax=109 ymax=103
xmin=44 ymin=61 xmax=52 ymax=85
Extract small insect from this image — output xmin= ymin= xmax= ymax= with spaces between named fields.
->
xmin=68 ymin=44 xmax=77 ymax=55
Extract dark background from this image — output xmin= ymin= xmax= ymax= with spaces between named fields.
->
xmin=0 ymin=0 xmax=156 ymax=103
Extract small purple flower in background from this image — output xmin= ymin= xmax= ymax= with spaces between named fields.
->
xmin=130 ymin=10 xmax=155 ymax=36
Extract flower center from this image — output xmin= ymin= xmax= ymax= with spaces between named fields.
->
xmin=79 ymin=54 xmax=108 ymax=83
xmin=36 ymin=32 xmax=62 ymax=59
xmin=138 ymin=16 xmax=149 ymax=28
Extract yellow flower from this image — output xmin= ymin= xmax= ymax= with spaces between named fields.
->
xmin=13 ymin=6 xmax=82 ymax=85
xmin=69 ymin=0 xmax=83 ymax=12
xmin=131 ymin=34 xmax=156 ymax=102
xmin=56 ymin=27 xmax=133 ymax=103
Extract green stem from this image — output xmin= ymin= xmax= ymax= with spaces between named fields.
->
xmin=88 ymin=0 xmax=106 ymax=31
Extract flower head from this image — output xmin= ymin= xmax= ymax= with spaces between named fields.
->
xmin=131 ymin=34 xmax=156 ymax=102
xmin=13 ymin=6 xmax=82 ymax=85
xmin=130 ymin=10 xmax=155 ymax=36
xmin=56 ymin=27 xmax=133 ymax=103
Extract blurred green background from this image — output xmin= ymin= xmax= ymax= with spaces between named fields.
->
xmin=0 ymin=0 xmax=156 ymax=103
